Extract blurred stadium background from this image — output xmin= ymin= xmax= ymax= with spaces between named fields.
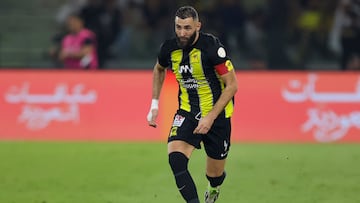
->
xmin=0 ymin=0 xmax=360 ymax=203
xmin=0 ymin=0 xmax=357 ymax=70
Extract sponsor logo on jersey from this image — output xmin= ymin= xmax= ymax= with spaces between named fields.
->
xmin=221 ymin=140 xmax=229 ymax=157
xmin=217 ymin=47 xmax=226 ymax=58
xmin=179 ymin=64 xmax=193 ymax=74
xmin=170 ymin=126 xmax=178 ymax=137
xmin=172 ymin=114 xmax=185 ymax=127
xmin=179 ymin=78 xmax=209 ymax=89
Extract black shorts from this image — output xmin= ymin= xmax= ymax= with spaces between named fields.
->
xmin=168 ymin=109 xmax=231 ymax=160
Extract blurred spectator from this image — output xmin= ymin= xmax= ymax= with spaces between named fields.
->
xmin=244 ymin=8 xmax=267 ymax=70
xmin=112 ymin=0 xmax=173 ymax=58
xmin=264 ymin=0 xmax=292 ymax=70
xmin=140 ymin=0 xmax=173 ymax=54
xmin=59 ymin=14 xmax=98 ymax=69
xmin=329 ymin=0 xmax=360 ymax=70
xmin=56 ymin=0 xmax=87 ymax=25
xmin=48 ymin=0 xmax=87 ymax=68
xmin=110 ymin=0 xmax=145 ymax=58
xmin=48 ymin=31 xmax=67 ymax=67
xmin=347 ymin=55 xmax=360 ymax=70
xmin=142 ymin=0 xmax=170 ymax=29
xmin=292 ymin=0 xmax=332 ymax=69
xmin=80 ymin=0 xmax=122 ymax=68
xmin=293 ymin=0 xmax=322 ymax=69
xmin=110 ymin=0 xmax=141 ymax=58
xmin=213 ymin=0 xmax=247 ymax=55
xmin=21 ymin=0 xmax=360 ymax=69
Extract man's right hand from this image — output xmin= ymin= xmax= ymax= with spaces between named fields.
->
xmin=147 ymin=108 xmax=158 ymax=128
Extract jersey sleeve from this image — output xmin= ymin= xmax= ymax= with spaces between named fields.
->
xmin=208 ymin=37 xmax=234 ymax=75
xmin=157 ymin=42 xmax=170 ymax=68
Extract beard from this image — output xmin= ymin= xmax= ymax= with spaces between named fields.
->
xmin=176 ymin=31 xmax=197 ymax=49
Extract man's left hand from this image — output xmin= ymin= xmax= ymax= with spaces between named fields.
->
xmin=193 ymin=116 xmax=215 ymax=134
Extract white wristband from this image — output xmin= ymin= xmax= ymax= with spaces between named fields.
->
xmin=147 ymin=99 xmax=159 ymax=122
xmin=150 ymin=99 xmax=159 ymax=110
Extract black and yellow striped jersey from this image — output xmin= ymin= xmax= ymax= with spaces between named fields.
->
xmin=158 ymin=32 xmax=235 ymax=118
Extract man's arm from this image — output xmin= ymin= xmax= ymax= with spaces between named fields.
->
xmin=147 ymin=61 xmax=167 ymax=127
xmin=59 ymin=44 xmax=94 ymax=61
xmin=151 ymin=61 xmax=167 ymax=100
xmin=193 ymin=69 xmax=238 ymax=134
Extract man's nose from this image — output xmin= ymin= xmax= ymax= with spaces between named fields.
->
xmin=179 ymin=30 xmax=186 ymax=37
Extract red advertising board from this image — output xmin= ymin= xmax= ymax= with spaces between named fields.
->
xmin=232 ymin=72 xmax=360 ymax=143
xmin=0 ymin=70 xmax=359 ymax=143
xmin=0 ymin=70 xmax=159 ymax=141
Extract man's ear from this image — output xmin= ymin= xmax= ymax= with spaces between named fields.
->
xmin=196 ymin=21 xmax=201 ymax=31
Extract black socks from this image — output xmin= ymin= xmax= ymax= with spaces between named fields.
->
xmin=169 ymin=152 xmax=199 ymax=203
xmin=206 ymin=171 xmax=226 ymax=187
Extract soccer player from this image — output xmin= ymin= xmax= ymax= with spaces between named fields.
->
xmin=59 ymin=14 xmax=98 ymax=69
xmin=147 ymin=6 xmax=238 ymax=203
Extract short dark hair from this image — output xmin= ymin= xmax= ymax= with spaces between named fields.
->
xmin=175 ymin=6 xmax=199 ymax=20
xmin=68 ymin=13 xmax=84 ymax=21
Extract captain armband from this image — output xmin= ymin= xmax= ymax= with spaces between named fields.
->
xmin=215 ymin=60 xmax=234 ymax=75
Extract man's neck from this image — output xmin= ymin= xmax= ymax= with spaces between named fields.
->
xmin=191 ymin=32 xmax=200 ymax=46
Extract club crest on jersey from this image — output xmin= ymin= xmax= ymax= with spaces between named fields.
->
xmin=179 ymin=64 xmax=193 ymax=74
xmin=191 ymin=53 xmax=200 ymax=63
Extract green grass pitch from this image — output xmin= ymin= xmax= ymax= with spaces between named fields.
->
xmin=0 ymin=142 xmax=359 ymax=203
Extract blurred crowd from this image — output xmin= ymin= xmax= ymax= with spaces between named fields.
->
xmin=49 ymin=0 xmax=360 ymax=70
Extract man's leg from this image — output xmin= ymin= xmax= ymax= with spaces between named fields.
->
xmin=206 ymin=157 xmax=226 ymax=186
xmin=168 ymin=140 xmax=200 ymax=203
xmin=203 ymin=117 xmax=231 ymax=202
xmin=205 ymin=157 xmax=227 ymax=203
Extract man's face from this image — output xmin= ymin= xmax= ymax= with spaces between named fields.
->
xmin=67 ymin=16 xmax=83 ymax=33
xmin=175 ymin=17 xmax=201 ymax=48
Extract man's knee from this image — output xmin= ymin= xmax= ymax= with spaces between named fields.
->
xmin=206 ymin=157 xmax=226 ymax=177
xmin=168 ymin=140 xmax=194 ymax=158
xmin=168 ymin=151 xmax=188 ymax=174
